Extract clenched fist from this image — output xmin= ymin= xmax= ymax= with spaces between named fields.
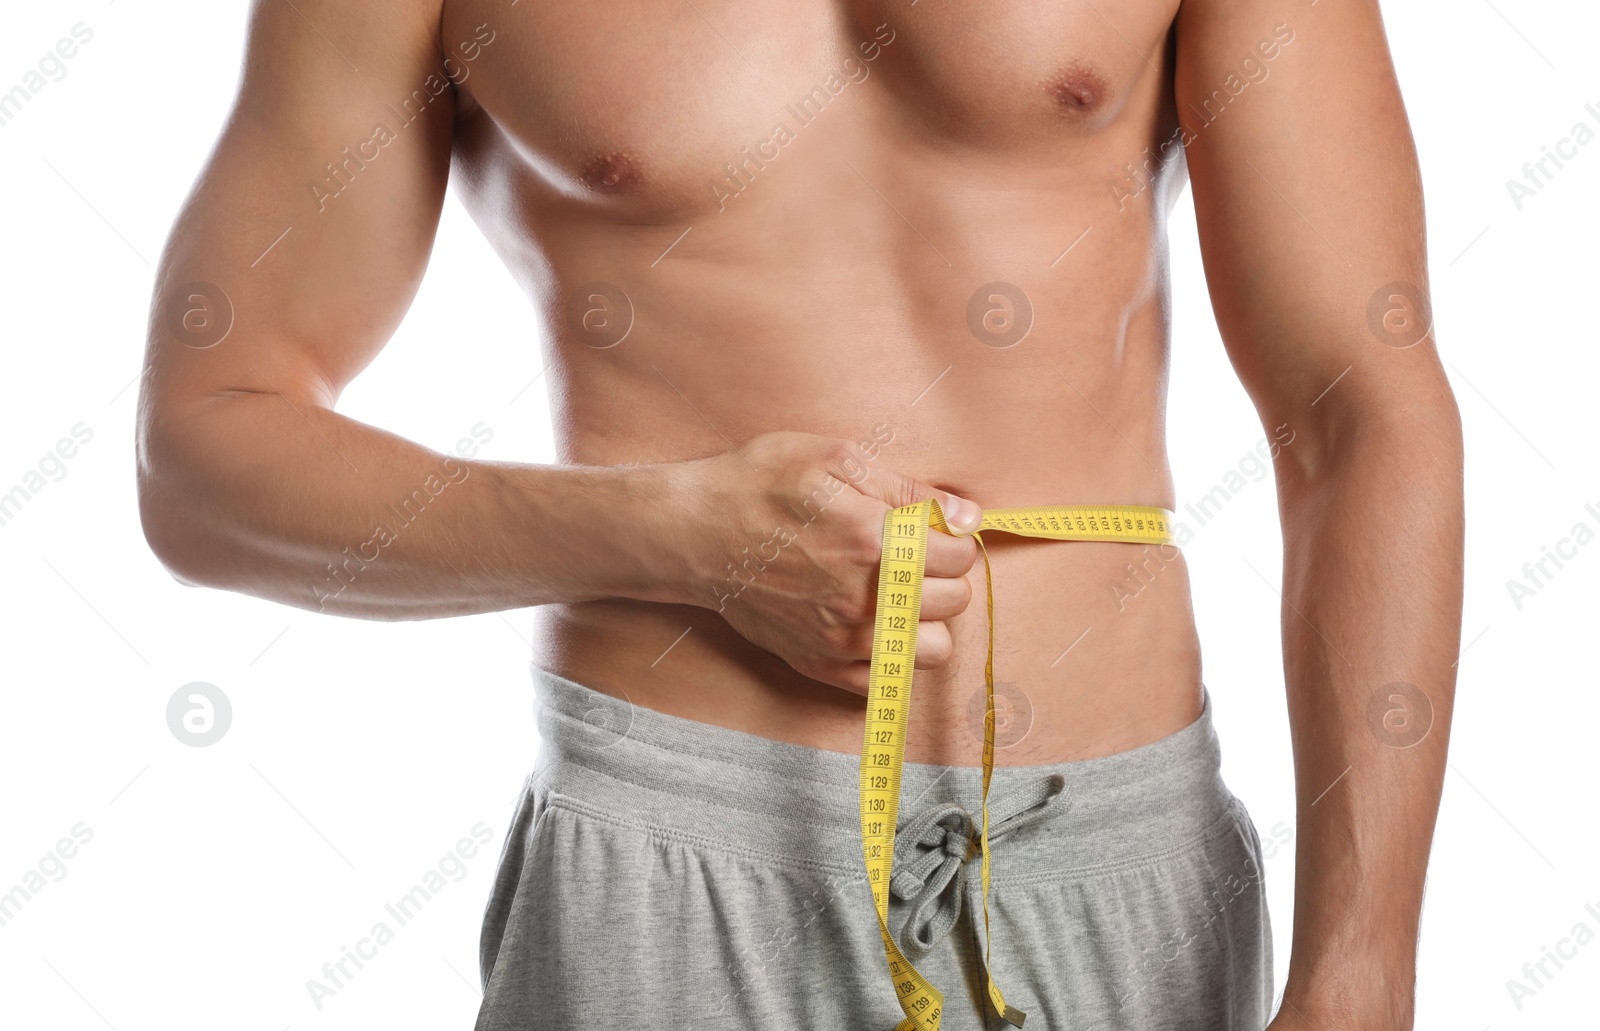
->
xmin=668 ymin=430 xmax=983 ymax=695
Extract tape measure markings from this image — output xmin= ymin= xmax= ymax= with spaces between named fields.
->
xmin=858 ymin=500 xmax=1175 ymax=1031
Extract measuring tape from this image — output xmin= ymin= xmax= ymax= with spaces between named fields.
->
xmin=857 ymin=501 xmax=1176 ymax=1030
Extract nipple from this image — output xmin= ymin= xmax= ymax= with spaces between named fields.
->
xmin=578 ymin=151 xmax=642 ymax=193
xmin=1044 ymin=64 xmax=1110 ymax=114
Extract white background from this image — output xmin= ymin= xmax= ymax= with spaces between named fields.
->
xmin=0 ymin=2 xmax=1595 ymax=1029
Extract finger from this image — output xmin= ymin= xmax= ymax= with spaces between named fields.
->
xmin=830 ymin=659 xmax=872 ymax=696
xmin=923 ymin=530 xmax=980 ymax=578
xmin=820 ymin=619 xmax=955 ymax=691
xmin=827 ymin=573 xmax=970 ymax=656
xmin=913 ymin=620 xmax=955 ymax=669
xmin=917 ymin=574 xmax=975 ymax=622
xmin=821 ymin=619 xmax=877 ymax=663
xmin=848 ymin=463 xmax=983 ymax=535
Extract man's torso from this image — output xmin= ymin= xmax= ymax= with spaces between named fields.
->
xmin=440 ymin=0 xmax=1201 ymax=765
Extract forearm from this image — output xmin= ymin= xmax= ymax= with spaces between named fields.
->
xmin=1275 ymin=399 xmax=1464 ymax=1025
xmin=138 ymin=393 xmax=694 ymax=618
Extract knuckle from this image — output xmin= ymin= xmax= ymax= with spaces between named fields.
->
xmin=790 ymin=653 xmax=820 ymax=679
xmin=812 ymin=621 xmax=843 ymax=653
xmin=836 ymin=588 xmax=875 ymax=626
xmin=852 ymin=519 xmax=885 ymax=564
xmin=828 ymin=441 xmax=876 ymax=488
xmin=822 ymin=438 xmax=859 ymax=468
xmin=814 ymin=608 xmax=854 ymax=647
xmin=894 ymin=479 xmax=930 ymax=509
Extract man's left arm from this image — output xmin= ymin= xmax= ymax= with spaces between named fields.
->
xmin=1173 ymin=1 xmax=1464 ymax=1027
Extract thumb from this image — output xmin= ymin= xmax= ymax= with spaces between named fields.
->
xmin=932 ymin=490 xmax=982 ymax=534
xmin=853 ymin=464 xmax=982 ymax=534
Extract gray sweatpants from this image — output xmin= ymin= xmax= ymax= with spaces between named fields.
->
xmin=475 ymin=666 xmax=1274 ymax=1030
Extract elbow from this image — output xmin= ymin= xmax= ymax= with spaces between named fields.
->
xmin=1276 ymin=367 xmax=1463 ymax=488
xmin=136 ymin=407 xmax=224 ymax=590
xmin=138 ymin=467 xmax=209 ymax=589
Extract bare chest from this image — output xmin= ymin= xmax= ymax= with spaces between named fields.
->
xmin=439 ymin=0 xmax=1180 ymax=219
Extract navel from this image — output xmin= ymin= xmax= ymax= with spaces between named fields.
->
xmin=578 ymin=150 xmax=642 ymax=193
xmin=1043 ymin=64 xmax=1110 ymax=114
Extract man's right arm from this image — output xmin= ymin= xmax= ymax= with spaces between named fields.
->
xmin=137 ymin=0 xmax=982 ymax=696
xmin=137 ymin=0 xmax=689 ymax=618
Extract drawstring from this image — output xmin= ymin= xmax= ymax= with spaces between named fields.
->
xmin=888 ymin=774 xmax=1068 ymax=959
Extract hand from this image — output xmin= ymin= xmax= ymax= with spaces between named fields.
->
xmin=672 ymin=431 xmax=983 ymax=694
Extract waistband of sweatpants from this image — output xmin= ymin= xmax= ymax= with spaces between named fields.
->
xmin=527 ymin=662 xmax=1236 ymax=879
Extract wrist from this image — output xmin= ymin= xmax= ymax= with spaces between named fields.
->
xmin=491 ymin=458 xmax=702 ymax=608
xmin=1280 ymin=961 xmax=1415 ymax=1030
xmin=613 ymin=458 xmax=710 ymax=608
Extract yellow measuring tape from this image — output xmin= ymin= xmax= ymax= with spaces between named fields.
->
xmin=857 ymin=501 xmax=1176 ymax=1030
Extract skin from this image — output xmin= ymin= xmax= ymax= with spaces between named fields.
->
xmin=136 ymin=0 xmax=1463 ymax=1026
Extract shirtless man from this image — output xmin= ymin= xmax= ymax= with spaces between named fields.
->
xmin=136 ymin=0 xmax=1463 ymax=1027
